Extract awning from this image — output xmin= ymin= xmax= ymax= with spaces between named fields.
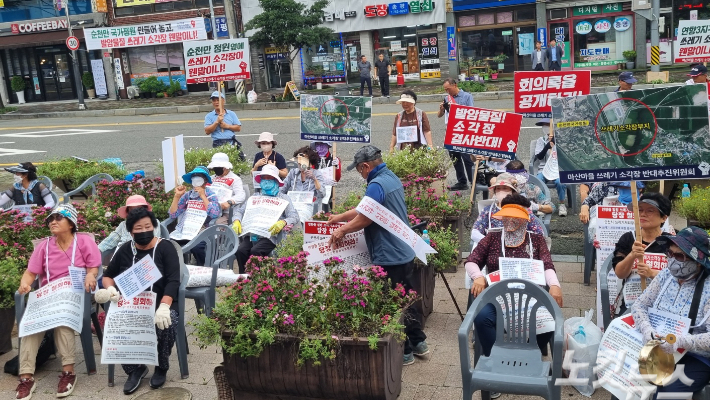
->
xmin=0 ymin=30 xmax=86 ymax=50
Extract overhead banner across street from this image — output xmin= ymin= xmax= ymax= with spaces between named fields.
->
xmin=514 ymin=71 xmax=592 ymax=118
xmin=84 ymin=18 xmax=207 ymax=50
xmin=443 ymin=105 xmax=523 ymax=160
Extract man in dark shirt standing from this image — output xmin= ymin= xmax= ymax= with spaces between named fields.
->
xmin=374 ymin=53 xmax=391 ymax=98
xmin=358 ymin=55 xmax=373 ymax=96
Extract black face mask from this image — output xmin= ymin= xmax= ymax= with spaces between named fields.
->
xmin=213 ymin=167 xmax=225 ymax=176
xmin=133 ymin=231 xmax=154 ymax=246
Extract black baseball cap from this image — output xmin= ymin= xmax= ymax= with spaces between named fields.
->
xmin=689 ymin=64 xmax=708 ymax=76
xmin=347 ymin=145 xmax=382 ymax=171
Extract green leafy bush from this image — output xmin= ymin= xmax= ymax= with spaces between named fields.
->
xmin=137 ymin=76 xmax=167 ymax=94
xmin=623 ymin=50 xmax=637 ymax=61
xmin=426 ymin=224 xmax=459 ymax=273
xmin=0 ymin=245 xmax=28 ymax=309
xmin=274 ymin=230 xmax=304 ymax=259
xmin=37 ymin=158 xmax=126 ymax=185
xmin=166 ymin=81 xmax=182 ymax=96
xmin=383 ymin=146 xmax=452 ymax=179
xmin=10 ymin=76 xmax=25 ymax=93
xmin=82 ymin=72 xmax=94 ymax=89
xmin=159 ymin=144 xmax=250 ymax=177
xmin=675 ymin=186 xmax=710 ymax=225
xmin=458 ymin=81 xmax=487 ymax=93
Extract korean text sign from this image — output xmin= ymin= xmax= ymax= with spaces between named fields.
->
xmin=183 ymin=39 xmax=251 ymax=84
xmin=514 ymin=71 xmax=591 ymax=118
xmin=443 ymin=104 xmax=523 ymax=160
xmin=674 ymin=20 xmax=710 ymax=63
xmin=84 ymin=18 xmax=206 ymax=50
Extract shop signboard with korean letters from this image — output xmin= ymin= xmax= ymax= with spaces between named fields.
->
xmin=83 ymin=18 xmax=207 ymax=50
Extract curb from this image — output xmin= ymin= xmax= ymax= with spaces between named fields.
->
xmin=0 ymin=83 xmax=683 ymax=120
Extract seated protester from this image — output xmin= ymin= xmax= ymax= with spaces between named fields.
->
xmin=169 ymin=166 xmax=221 ymax=265
xmin=534 ymin=118 xmax=568 ymax=217
xmin=98 ymin=195 xmax=161 ymax=253
xmin=631 ymin=227 xmax=710 ymax=398
xmin=610 ymin=193 xmax=672 ymax=316
xmin=1 ymin=162 xmax=55 ymax=209
xmin=311 ymin=141 xmax=341 ymax=182
xmin=97 ymin=207 xmax=181 ymax=394
xmin=505 ymin=160 xmax=555 ymax=216
xmin=207 ymin=152 xmax=246 ymax=225
xmin=15 ymin=204 xmax=100 ymax=400
xmin=465 ymin=195 xmax=563 ymax=367
xmin=281 ymin=147 xmax=329 ymax=211
xmin=232 ymin=164 xmax=299 ymax=273
xmin=579 ymin=181 xmax=644 ymax=224
xmin=252 ymin=132 xmax=287 ymax=179
xmin=471 ymin=173 xmax=545 ymax=243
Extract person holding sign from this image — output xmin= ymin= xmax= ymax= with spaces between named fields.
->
xmin=534 ymin=119 xmax=568 ymax=217
xmin=97 ymin=207 xmax=181 ymax=394
xmin=232 ymin=164 xmax=299 ymax=272
xmin=15 ymin=204 xmax=100 ymax=400
xmin=631 ymin=227 xmax=710 ymax=397
xmin=98 ymin=195 xmax=161 ymax=253
xmin=328 ymin=145 xmax=429 ymax=366
xmin=251 ymin=132 xmax=287 ymax=179
xmin=389 ymin=90 xmax=433 ymax=152
xmin=1 ymin=162 xmax=55 ymax=209
xmin=312 ymin=141 xmax=341 ymax=182
xmin=281 ymin=146 xmax=327 ymax=197
xmin=208 ymin=152 xmax=246 ymax=225
xmin=436 ymin=79 xmax=476 ymax=191
xmin=204 ymin=91 xmax=243 ymax=148
xmin=465 ymin=195 xmax=562 ymax=357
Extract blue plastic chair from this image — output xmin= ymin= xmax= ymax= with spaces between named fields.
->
xmin=458 ymin=278 xmax=563 ymax=400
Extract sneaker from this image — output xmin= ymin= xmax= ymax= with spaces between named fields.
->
xmin=449 ymin=182 xmax=469 ymax=191
xmin=558 ymin=203 xmax=568 ymax=217
xmin=123 ymin=364 xmax=148 ymax=395
xmin=412 ymin=341 xmax=430 ymax=356
xmin=56 ymin=371 xmax=77 ymax=398
xmin=403 ymin=353 xmax=415 ymax=366
xmin=149 ymin=367 xmax=168 ymax=389
xmin=16 ymin=377 xmax=35 ymax=400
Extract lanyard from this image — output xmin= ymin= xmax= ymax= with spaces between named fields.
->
xmin=45 ymin=235 xmax=77 ymax=285
xmin=500 ymin=230 xmax=534 ymax=259
xmin=132 ymin=238 xmax=162 ymax=292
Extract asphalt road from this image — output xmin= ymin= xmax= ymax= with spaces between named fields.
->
xmin=0 ymin=99 xmax=585 ymax=254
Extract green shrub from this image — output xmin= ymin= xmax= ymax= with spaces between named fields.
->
xmin=166 ymin=81 xmax=182 ymax=96
xmin=675 ymin=186 xmax=710 ymax=224
xmin=37 ymin=158 xmax=126 ymax=185
xmin=82 ymin=72 xmax=94 ymax=89
xmin=274 ymin=230 xmax=304 ymax=258
xmin=383 ymin=146 xmax=452 ymax=179
xmin=426 ymin=224 xmax=459 ymax=273
xmin=458 ymin=81 xmax=487 ymax=93
xmin=137 ymin=76 xmax=167 ymax=93
xmin=0 ymin=254 xmax=25 ymax=309
xmin=10 ymin=76 xmax=25 ymax=93
xmin=623 ymin=50 xmax=637 ymax=60
xmin=158 ymin=144 xmax=250 ymax=177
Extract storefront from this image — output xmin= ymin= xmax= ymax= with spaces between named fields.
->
xmin=547 ymin=2 xmax=635 ymax=69
xmin=300 ymin=33 xmax=348 ymax=87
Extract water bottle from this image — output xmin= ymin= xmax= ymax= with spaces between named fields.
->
xmin=421 ymin=230 xmax=430 ymax=245
xmin=573 ymin=326 xmax=586 ymax=344
xmin=682 ymin=184 xmax=691 ymax=199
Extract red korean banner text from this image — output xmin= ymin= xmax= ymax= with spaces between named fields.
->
xmin=514 ymin=71 xmax=591 ymax=118
xmin=183 ymin=38 xmax=251 ymax=84
xmin=443 ymin=104 xmax=523 ymax=160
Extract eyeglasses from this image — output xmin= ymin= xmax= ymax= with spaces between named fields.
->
xmin=665 ymin=249 xmax=690 ymax=262
xmin=47 ymin=214 xmax=65 ymax=223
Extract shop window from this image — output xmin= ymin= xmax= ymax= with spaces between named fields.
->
xmin=459 ymin=15 xmax=476 ymax=27
xmin=477 ymin=13 xmax=494 ymax=25
xmin=301 ymin=33 xmax=346 ymax=85
xmin=0 ymin=0 xmax=92 ymax=22
xmin=497 ymin=12 xmax=513 ymax=23
xmin=155 ymin=0 xmax=192 ymax=11
xmin=516 ymin=8 xmax=535 ymax=21
xmin=573 ymin=16 xmax=634 ymax=67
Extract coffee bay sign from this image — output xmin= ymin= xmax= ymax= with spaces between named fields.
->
xmin=11 ymin=18 xmax=68 ymax=34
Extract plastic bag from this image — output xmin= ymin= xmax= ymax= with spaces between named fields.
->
xmin=563 ymin=309 xmax=602 ymax=397
xmin=247 ymin=90 xmax=257 ymax=104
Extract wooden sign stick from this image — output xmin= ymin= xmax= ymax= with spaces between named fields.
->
xmin=171 ymin=137 xmax=180 ymax=189
xmin=219 ymin=81 xmax=224 ymax=115
xmin=630 ymin=180 xmax=646 ymax=290
xmin=468 ymin=155 xmax=480 ymax=213
xmin=659 ymin=180 xmax=665 ymax=195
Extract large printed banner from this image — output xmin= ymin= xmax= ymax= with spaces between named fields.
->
xmin=551 ymin=85 xmax=710 ymax=183
xmin=443 ymin=105 xmax=523 ymax=160
xmin=101 ymin=292 xmax=159 ymax=366
xmin=674 ymin=20 xmax=710 ymax=63
xmin=19 ymin=277 xmax=84 ymax=337
xmin=304 ymin=220 xmax=346 ymax=243
xmin=514 ymin=71 xmax=591 ymax=118
xmin=84 ymin=19 xmax=206 ymax=50
xmin=183 ymin=39 xmax=251 ymax=84
xmin=300 ymin=95 xmax=372 ymax=143
xmin=241 ymin=196 xmax=288 ymax=238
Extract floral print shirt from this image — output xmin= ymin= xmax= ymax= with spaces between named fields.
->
xmin=169 ymin=187 xmax=222 ymax=220
xmin=520 ymin=183 xmax=555 ymax=213
xmin=582 ymin=183 xmax=619 ymax=208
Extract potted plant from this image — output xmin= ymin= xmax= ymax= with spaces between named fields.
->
xmin=0 ymin=251 xmax=25 ymax=355
xmin=166 ymin=81 xmax=182 ymax=97
xmin=82 ymin=72 xmax=95 ymax=99
xmin=458 ymin=60 xmax=471 ymax=81
xmin=383 ymin=146 xmax=453 ymax=196
xmin=11 ymin=76 xmax=26 ymax=104
xmin=488 ymin=66 xmax=498 ymax=80
xmin=675 ymin=185 xmax=710 ymax=229
xmin=193 ymin=255 xmax=416 ymax=399
xmin=623 ymin=50 xmax=637 ymax=69
xmin=493 ymin=54 xmax=508 ymax=71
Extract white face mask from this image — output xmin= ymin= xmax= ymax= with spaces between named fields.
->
xmin=261 ymin=144 xmax=273 ymax=153
xmin=191 ymin=176 xmax=205 ymax=187
xmin=13 ymin=175 xmax=23 ymax=184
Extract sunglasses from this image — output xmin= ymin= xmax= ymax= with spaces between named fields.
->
xmin=665 ymin=249 xmax=690 ymax=262
xmin=47 ymin=214 xmax=65 ymax=223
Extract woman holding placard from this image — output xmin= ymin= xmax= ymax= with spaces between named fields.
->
xmin=15 ymin=204 xmax=101 ymax=400
xmin=389 ymin=90 xmax=433 ymax=152
xmin=1 ymin=162 xmax=55 ymax=209
xmin=251 ymin=132 xmax=288 ymax=179
xmin=281 ymin=147 xmax=328 ymax=204
xmin=97 ymin=207 xmax=181 ymax=394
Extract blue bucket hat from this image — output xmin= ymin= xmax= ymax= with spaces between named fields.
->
xmin=182 ymin=166 xmax=212 ymax=185
xmin=656 ymin=226 xmax=710 ymax=269
xmin=618 ymin=71 xmax=638 ymax=84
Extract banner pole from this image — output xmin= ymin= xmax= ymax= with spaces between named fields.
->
xmin=630 ymin=180 xmax=646 ymax=290
xmin=331 ymin=142 xmax=337 ymax=207
xmin=171 ymin=137 xmax=180 ymax=189
xmin=468 ymin=155 xmax=480 ymax=214
xmin=659 ymin=180 xmax=665 ymax=195
xmin=219 ymin=81 xmax=224 ymax=115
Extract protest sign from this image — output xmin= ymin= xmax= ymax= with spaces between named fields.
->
xmin=19 ymin=277 xmax=84 ymax=337
xmin=443 ymin=105 xmax=523 ymax=160
xmin=303 ymin=231 xmax=372 ymax=282
xmin=300 ymin=95 xmax=372 ymax=143
xmin=304 ymin=220 xmax=346 ymax=244
xmin=498 ymin=257 xmax=546 ymax=286
xmin=287 ymin=191 xmax=315 ymax=223
xmin=210 ymin=176 xmax=234 ymax=203
xmin=396 ymin=126 xmax=418 ymax=144
xmin=252 ymin=171 xmax=261 ymax=189
xmin=355 ymin=196 xmax=436 ymax=263
xmin=68 ymin=266 xmax=87 ymax=293
xmin=624 ymin=253 xmax=667 ymax=307
xmin=101 ymin=292 xmax=158 ymax=366
xmin=514 ymin=71 xmax=591 ymax=118
xmin=551 ymin=85 xmax=710 ymax=183
xmin=113 ymin=255 xmax=163 ymax=301
xmin=674 ymin=20 xmax=710 ymax=63
xmin=169 ymin=200 xmax=208 ymax=241
xmin=84 ymin=19 xmax=207 ymax=50
xmin=241 ymin=196 xmax=288 ymax=238
xmin=12 ymin=204 xmax=34 ymax=222
xmin=183 ymin=38 xmax=251 ymax=84
xmin=161 ymin=135 xmax=185 ymax=193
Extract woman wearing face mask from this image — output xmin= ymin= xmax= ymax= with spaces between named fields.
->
xmin=312 ymin=141 xmax=341 ymax=182
xmin=281 ymin=147 xmax=330 ymax=211
xmin=232 ymin=164 xmax=299 ymax=273
xmin=631 ymin=227 xmax=710 ymax=398
xmin=389 ymin=90 xmax=434 ymax=152
xmin=169 ymin=166 xmax=221 ymax=265
xmin=207 ymin=152 xmax=246 ymax=225
xmin=1 ymin=162 xmax=55 ymax=209
xmin=252 ymin=132 xmax=287 ymax=179
xmin=98 ymin=195 xmax=161 ymax=253
xmin=96 ymin=207 xmax=181 ymax=395
xmin=470 ymin=173 xmax=545 ymax=244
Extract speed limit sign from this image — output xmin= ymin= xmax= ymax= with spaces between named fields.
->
xmin=66 ymin=36 xmax=80 ymax=51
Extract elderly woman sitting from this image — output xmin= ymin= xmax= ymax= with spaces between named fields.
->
xmin=1 ymin=162 xmax=55 ymax=209
xmin=98 ymin=195 xmax=161 ymax=254
xmin=632 ymin=227 xmax=710 ymax=398
xmin=15 ymin=204 xmax=101 ymax=400
xmin=281 ymin=146 xmax=329 ymax=212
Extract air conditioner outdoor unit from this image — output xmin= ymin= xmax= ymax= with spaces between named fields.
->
xmin=126 ymin=85 xmax=140 ymax=99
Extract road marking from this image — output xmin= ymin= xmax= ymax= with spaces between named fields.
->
xmin=0 ymin=129 xmax=119 ymax=138
xmin=0 ymin=161 xmax=43 ymax=166
xmin=0 ymin=148 xmax=46 ymax=157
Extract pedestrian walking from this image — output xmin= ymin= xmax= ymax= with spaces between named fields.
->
xmin=531 ymin=41 xmax=547 ymax=71
xmin=204 ymin=91 xmax=243 ymax=148
xmin=357 ymin=55 xmax=373 ymax=96
xmin=546 ymin=39 xmax=563 ymax=71
xmin=436 ymin=78 xmax=475 ymax=191
xmin=374 ymin=53 xmax=391 ymax=97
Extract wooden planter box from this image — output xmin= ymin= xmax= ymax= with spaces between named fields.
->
xmin=221 ymin=333 xmax=404 ymax=400
xmin=411 ymin=261 xmax=435 ymax=324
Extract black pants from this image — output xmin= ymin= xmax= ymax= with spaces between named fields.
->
xmin=236 ymin=238 xmax=276 ymax=273
xmin=212 ymin=138 xmax=232 ymax=148
xmin=549 ymin=61 xmax=561 ymax=71
xmin=123 ymin=309 xmax=178 ymax=374
xmin=360 ymin=76 xmax=372 ymax=96
xmin=382 ymin=261 xmax=426 ymax=354
xmin=534 ymin=63 xmax=545 ymax=71
xmin=175 ymin=240 xmax=206 ymax=266
xmin=378 ymin=75 xmax=389 ymax=96
xmin=449 ymin=151 xmax=475 ymax=185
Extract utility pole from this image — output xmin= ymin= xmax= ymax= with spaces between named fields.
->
xmin=223 ymin=0 xmax=246 ymax=102
xmin=63 ymin=0 xmax=86 ymax=109
xmin=650 ymin=0 xmax=660 ymax=72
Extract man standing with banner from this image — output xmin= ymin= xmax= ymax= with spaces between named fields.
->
xmin=328 ymin=145 xmax=432 ymax=366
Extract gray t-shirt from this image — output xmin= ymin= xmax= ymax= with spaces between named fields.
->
xmin=357 ymin=61 xmax=372 ymax=77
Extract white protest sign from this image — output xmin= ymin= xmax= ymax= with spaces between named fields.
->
xmin=19 ymin=277 xmax=84 ymax=337
xmin=210 ymin=176 xmax=234 ymax=203
xmin=183 ymin=38 xmax=251 ymax=84
xmin=170 ymin=199 xmax=208 ymax=241
xmin=498 ymin=257 xmax=546 ymax=286
xmin=241 ymin=196 xmax=288 ymax=238
xmin=648 ymin=307 xmax=690 ymax=364
xmin=355 ymin=196 xmax=436 ymax=263
xmin=12 ymin=204 xmax=35 ymax=223
xmin=303 ymin=230 xmax=372 ymax=282
xmin=319 ymin=167 xmax=335 ymax=204
xmin=287 ymin=191 xmax=314 ymax=223
xmin=68 ymin=266 xmax=87 ymax=293
xmin=101 ymin=291 xmax=159 ymax=366
xmin=114 ymin=255 xmax=163 ymax=301
xmin=396 ymin=126 xmax=418 ymax=144
xmin=674 ymin=20 xmax=710 ymax=63
xmin=161 ymin=135 xmax=186 ymax=193
xmin=303 ymin=220 xmax=346 ymax=244
xmin=90 ymin=59 xmax=108 ymax=97
xmin=624 ymin=253 xmax=668 ymax=307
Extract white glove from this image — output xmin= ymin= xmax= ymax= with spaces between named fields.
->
xmin=155 ymin=303 xmax=172 ymax=330
xmin=332 ymin=158 xmax=340 ymax=167
xmin=95 ymin=286 xmax=119 ymax=304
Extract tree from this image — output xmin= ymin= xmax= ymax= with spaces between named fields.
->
xmin=245 ymin=0 xmax=333 ymax=86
